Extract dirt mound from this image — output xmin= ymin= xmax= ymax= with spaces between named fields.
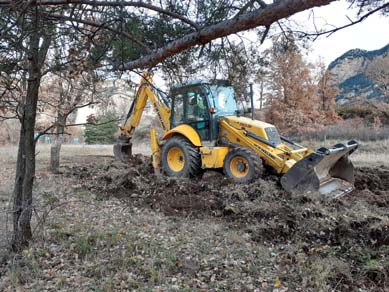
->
xmin=66 ymin=156 xmax=389 ymax=248
xmin=65 ymin=155 xmax=225 ymax=215
xmin=65 ymin=155 xmax=281 ymax=216
xmin=66 ymin=157 xmax=389 ymax=248
xmin=65 ymin=155 xmax=389 ymax=217
xmin=350 ymin=166 xmax=389 ymax=207
xmin=355 ymin=166 xmax=389 ymax=191
xmin=63 ymin=155 xmax=389 ymax=291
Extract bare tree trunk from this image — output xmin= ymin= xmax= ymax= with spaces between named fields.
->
xmin=12 ymin=61 xmax=40 ymax=250
xmin=12 ymin=11 xmax=51 ymax=251
xmin=12 ymin=127 xmax=27 ymax=249
xmin=50 ymin=113 xmax=65 ymax=173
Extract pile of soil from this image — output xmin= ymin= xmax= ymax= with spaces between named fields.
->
xmin=64 ymin=155 xmax=389 ymax=290
xmin=352 ymin=166 xmax=389 ymax=206
xmin=65 ymin=155 xmax=280 ymax=216
xmin=65 ymin=155 xmax=389 ymax=215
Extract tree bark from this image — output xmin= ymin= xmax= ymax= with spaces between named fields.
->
xmin=50 ymin=113 xmax=65 ymax=174
xmin=2 ymin=0 xmax=338 ymax=74
xmin=119 ymin=0 xmax=335 ymax=70
xmin=12 ymin=49 xmax=40 ymax=250
xmin=12 ymin=11 xmax=52 ymax=251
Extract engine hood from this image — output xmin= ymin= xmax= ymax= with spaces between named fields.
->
xmin=223 ymin=116 xmax=274 ymax=130
xmin=222 ymin=116 xmax=279 ymax=143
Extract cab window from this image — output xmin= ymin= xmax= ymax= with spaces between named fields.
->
xmin=171 ymin=86 xmax=208 ymax=126
xmin=170 ymin=85 xmax=211 ymax=141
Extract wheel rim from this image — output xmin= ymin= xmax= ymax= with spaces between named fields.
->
xmin=167 ymin=147 xmax=185 ymax=172
xmin=230 ymin=156 xmax=249 ymax=178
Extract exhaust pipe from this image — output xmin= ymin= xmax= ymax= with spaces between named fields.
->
xmin=280 ymin=140 xmax=358 ymax=198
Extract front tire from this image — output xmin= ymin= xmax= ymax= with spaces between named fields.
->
xmin=161 ymin=136 xmax=202 ymax=178
xmin=223 ymin=147 xmax=263 ymax=183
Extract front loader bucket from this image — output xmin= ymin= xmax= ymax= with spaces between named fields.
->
xmin=113 ymin=136 xmax=132 ymax=162
xmin=281 ymin=140 xmax=358 ymax=198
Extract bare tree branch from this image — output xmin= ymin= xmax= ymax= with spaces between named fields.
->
xmin=118 ymin=0 xmax=336 ymax=70
xmin=44 ymin=13 xmax=151 ymax=53
xmin=34 ymin=116 xmax=123 ymax=142
xmin=260 ymin=25 xmax=270 ymax=44
xmin=297 ymin=2 xmax=389 ymax=38
xmin=0 ymin=0 xmax=200 ymax=29
xmin=233 ymin=0 xmax=267 ymax=18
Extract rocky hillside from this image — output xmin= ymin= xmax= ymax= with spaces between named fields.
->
xmin=328 ymin=44 xmax=389 ymax=104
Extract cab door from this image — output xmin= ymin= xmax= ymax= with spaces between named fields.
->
xmin=170 ymin=85 xmax=211 ymax=141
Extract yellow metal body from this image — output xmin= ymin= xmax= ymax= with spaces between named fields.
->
xmin=120 ymin=72 xmax=171 ymax=137
xmin=119 ymin=73 xmax=312 ymax=175
xmin=162 ymin=124 xmax=202 ymax=147
xmin=229 ymin=156 xmax=250 ymax=178
xmin=118 ymin=72 xmax=207 ymax=170
xmin=150 ymin=128 xmax=161 ymax=174
xmin=199 ymin=147 xmax=229 ymax=168
xmin=166 ymin=147 xmax=185 ymax=172
xmin=225 ymin=116 xmax=270 ymax=140
xmin=219 ymin=116 xmax=313 ymax=174
xmin=116 ymin=74 xmax=357 ymax=196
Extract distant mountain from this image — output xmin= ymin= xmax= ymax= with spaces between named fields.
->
xmin=328 ymin=44 xmax=389 ymax=104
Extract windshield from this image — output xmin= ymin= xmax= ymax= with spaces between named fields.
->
xmin=209 ymin=85 xmax=237 ymax=117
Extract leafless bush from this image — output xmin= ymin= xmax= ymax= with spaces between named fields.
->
xmin=296 ymin=119 xmax=389 ymax=142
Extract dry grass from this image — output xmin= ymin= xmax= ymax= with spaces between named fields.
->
xmin=0 ymin=142 xmax=388 ymax=291
xmin=0 ymin=143 xmax=150 ymax=252
xmin=0 ymin=143 xmax=151 ymax=165
xmin=301 ymin=139 xmax=389 ymax=167
xmin=0 ymin=144 xmax=113 ymax=164
xmin=349 ymin=152 xmax=389 ymax=167
xmin=0 ymin=139 xmax=387 ymax=170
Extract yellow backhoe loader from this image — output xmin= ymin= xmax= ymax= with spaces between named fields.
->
xmin=114 ymin=72 xmax=358 ymax=198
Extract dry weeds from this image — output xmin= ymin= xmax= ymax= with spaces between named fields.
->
xmin=0 ymin=142 xmax=388 ymax=291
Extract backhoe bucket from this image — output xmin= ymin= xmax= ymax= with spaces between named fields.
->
xmin=113 ymin=136 xmax=132 ymax=162
xmin=281 ymin=140 xmax=358 ymax=198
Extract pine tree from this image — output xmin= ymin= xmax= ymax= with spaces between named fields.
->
xmin=84 ymin=111 xmax=119 ymax=144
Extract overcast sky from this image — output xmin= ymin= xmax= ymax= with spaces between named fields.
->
xmin=137 ymin=1 xmax=389 ymax=86
xmin=77 ymin=1 xmax=389 ymax=122
xmin=294 ymin=0 xmax=389 ymax=65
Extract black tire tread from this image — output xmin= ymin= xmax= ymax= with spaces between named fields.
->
xmin=223 ymin=147 xmax=263 ymax=183
xmin=161 ymin=135 xmax=202 ymax=178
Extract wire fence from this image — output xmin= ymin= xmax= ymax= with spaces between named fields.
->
xmin=1 ymin=195 xmax=62 ymax=252
xmin=0 ymin=143 xmax=150 ymax=254
xmin=0 ymin=191 xmax=12 ymax=251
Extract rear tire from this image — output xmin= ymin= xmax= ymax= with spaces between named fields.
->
xmin=223 ymin=147 xmax=263 ymax=183
xmin=161 ymin=136 xmax=202 ymax=178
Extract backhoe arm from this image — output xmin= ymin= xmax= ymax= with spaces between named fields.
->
xmin=114 ymin=72 xmax=171 ymax=161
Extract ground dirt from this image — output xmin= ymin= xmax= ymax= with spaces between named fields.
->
xmin=0 ymin=148 xmax=388 ymax=291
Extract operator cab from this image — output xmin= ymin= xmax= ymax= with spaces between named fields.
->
xmin=169 ymin=81 xmax=238 ymax=143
